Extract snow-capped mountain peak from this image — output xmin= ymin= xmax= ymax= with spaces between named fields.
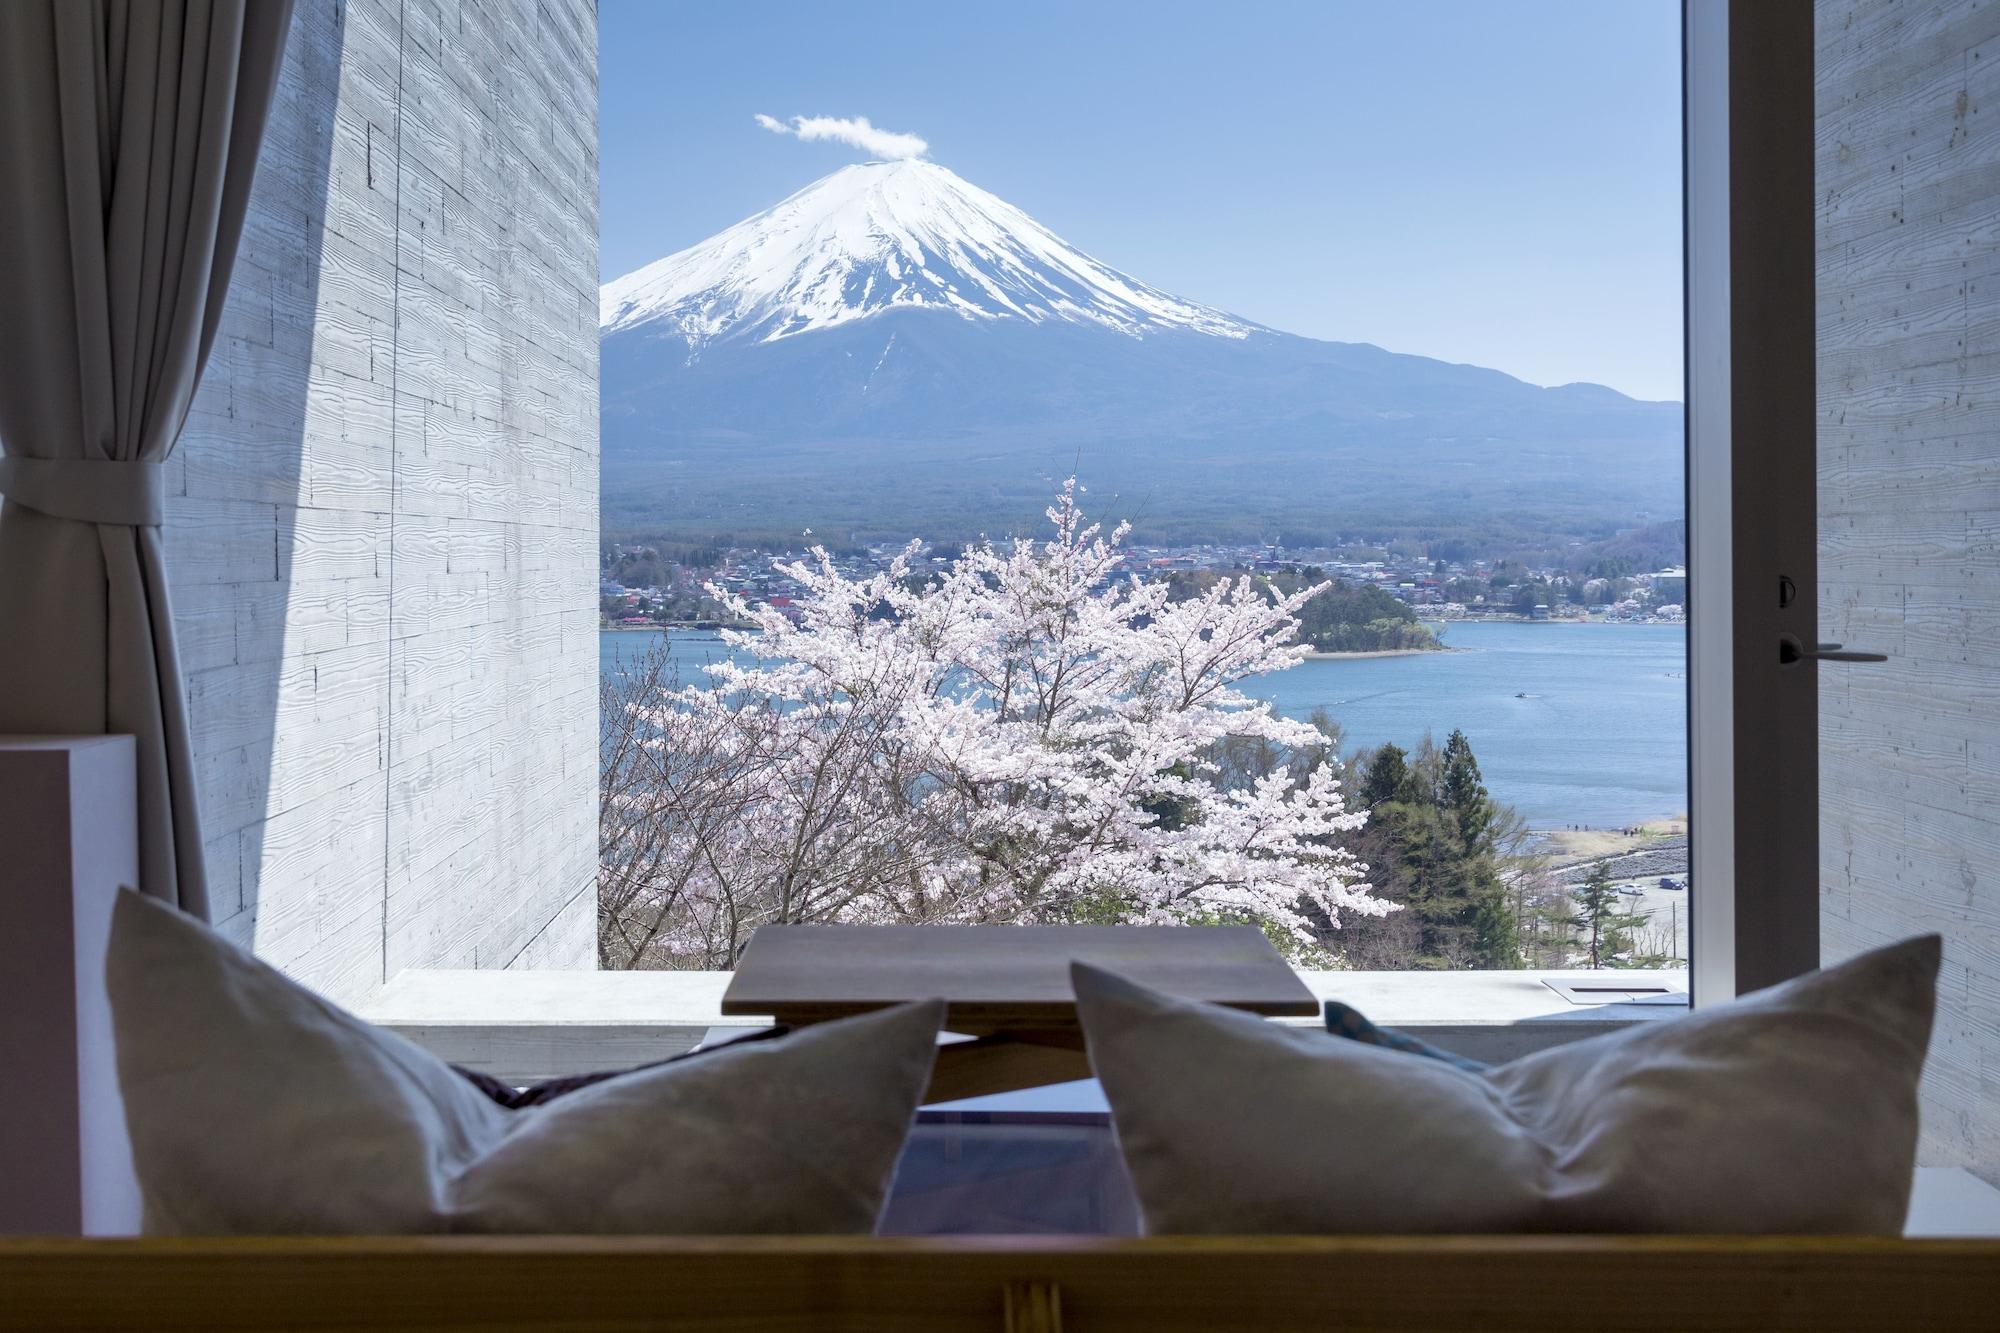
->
xmin=599 ymin=159 xmax=1260 ymax=347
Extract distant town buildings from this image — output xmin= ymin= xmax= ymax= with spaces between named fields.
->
xmin=599 ymin=538 xmax=1692 ymax=629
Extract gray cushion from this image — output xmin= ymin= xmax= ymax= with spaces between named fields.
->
xmin=1073 ymin=935 xmax=1939 ymax=1235
xmin=107 ymin=890 xmax=943 ymax=1235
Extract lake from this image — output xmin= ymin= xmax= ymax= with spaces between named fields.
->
xmin=600 ymin=620 xmax=1687 ymax=830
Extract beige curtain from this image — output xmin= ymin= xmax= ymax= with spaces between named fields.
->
xmin=0 ymin=1 xmax=294 ymax=919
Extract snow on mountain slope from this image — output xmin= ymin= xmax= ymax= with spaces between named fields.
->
xmin=600 ymin=159 xmax=1260 ymax=348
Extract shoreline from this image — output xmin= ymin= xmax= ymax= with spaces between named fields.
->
xmin=1439 ymin=617 xmax=1684 ymax=627
xmin=1299 ymin=646 xmax=1459 ymax=660
xmin=601 ymin=623 xmax=746 ymax=633
xmin=1530 ymin=814 xmax=1689 ymax=865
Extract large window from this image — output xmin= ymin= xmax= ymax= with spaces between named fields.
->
xmin=593 ymin=1 xmax=1689 ymax=976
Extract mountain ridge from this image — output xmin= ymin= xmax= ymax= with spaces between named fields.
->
xmin=599 ymin=161 xmax=1683 ymax=547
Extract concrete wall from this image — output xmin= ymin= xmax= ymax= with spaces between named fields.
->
xmin=166 ymin=0 xmax=599 ymax=1003
xmin=1818 ymin=0 xmax=2000 ymax=1183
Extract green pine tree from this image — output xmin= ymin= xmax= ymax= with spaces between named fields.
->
xmin=1437 ymin=731 xmax=1517 ymax=966
xmin=1339 ymin=733 xmax=1525 ymax=970
xmin=1573 ymin=862 xmax=1647 ymax=968
xmin=1439 ymin=729 xmax=1496 ymax=854
xmin=1360 ymin=742 xmax=1411 ymax=809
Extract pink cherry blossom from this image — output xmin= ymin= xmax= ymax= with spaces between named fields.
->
xmin=600 ymin=481 xmax=1389 ymax=969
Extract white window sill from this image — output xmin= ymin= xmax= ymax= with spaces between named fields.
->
xmin=358 ymin=967 xmax=1688 ymax=1084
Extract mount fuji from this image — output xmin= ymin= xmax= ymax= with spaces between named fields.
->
xmin=601 ymin=159 xmax=1257 ymax=345
xmin=599 ymin=159 xmax=1682 ymax=546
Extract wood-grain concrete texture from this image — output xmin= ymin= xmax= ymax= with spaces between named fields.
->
xmin=1818 ymin=0 xmax=2000 ymax=1183
xmin=166 ymin=0 xmax=599 ymax=1001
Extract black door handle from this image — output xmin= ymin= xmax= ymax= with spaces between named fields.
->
xmin=1779 ymin=635 xmax=1888 ymax=665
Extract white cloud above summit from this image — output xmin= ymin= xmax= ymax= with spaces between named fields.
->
xmin=754 ymin=113 xmax=928 ymax=161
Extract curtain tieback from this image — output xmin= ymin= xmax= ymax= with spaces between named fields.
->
xmin=0 ymin=456 xmax=166 ymax=526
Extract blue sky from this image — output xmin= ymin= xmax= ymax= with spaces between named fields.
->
xmin=599 ymin=1 xmax=1683 ymax=403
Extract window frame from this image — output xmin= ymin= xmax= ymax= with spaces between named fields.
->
xmin=1685 ymin=0 xmax=1820 ymax=1006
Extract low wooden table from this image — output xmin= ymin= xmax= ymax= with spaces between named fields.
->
xmin=719 ymin=924 xmax=1319 ymax=1103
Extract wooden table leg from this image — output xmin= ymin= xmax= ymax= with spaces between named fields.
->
xmin=925 ymin=1029 xmax=1092 ymax=1103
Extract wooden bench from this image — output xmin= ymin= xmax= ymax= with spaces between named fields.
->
xmin=4 ymin=1235 xmax=1998 ymax=1331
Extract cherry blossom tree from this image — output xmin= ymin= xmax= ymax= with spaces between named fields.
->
xmin=600 ymin=482 xmax=1388 ymax=968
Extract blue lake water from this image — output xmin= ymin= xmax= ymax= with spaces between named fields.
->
xmin=600 ymin=620 xmax=1687 ymax=830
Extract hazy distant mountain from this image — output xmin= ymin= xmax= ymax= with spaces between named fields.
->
xmin=599 ymin=159 xmax=1682 ymax=547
